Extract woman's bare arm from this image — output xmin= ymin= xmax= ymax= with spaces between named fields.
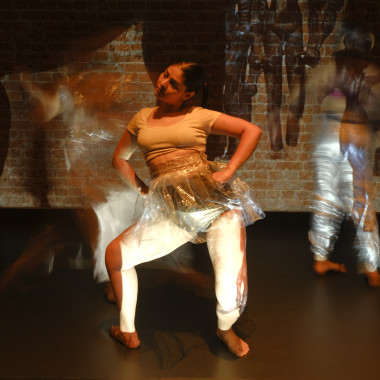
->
xmin=112 ymin=130 xmax=149 ymax=194
xmin=211 ymin=114 xmax=262 ymax=183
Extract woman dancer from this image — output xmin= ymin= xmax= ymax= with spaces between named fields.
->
xmin=308 ymin=25 xmax=380 ymax=287
xmin=105 ymin=62 xmax=264 ymax=357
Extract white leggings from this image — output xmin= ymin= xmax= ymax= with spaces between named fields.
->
xmin=105 ymin=210 xmax=247 ymax=332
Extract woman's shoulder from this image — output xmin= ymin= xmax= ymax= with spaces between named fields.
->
xmin=187 ymin=106 xmax=221 ymax=115
xmin=186 ymin=106 xmax=222 ymax=130
xmin=127 ymin=107 xmax=156 ymax=134
xmin=187 ymin=106 xmax=212 ymax=111
xmin=129 ymin=107 xmax=157 ymax=125
xmin=135 ymin=106 xmax=157 ymax=119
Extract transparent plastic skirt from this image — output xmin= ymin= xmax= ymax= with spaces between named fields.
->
xmin=132 ymin=152 xmax=264 ymax=251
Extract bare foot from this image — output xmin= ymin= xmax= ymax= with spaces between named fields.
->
xmin=110 ymin=326 xmax=140 ymax=348
xmin=363 ymin=270 xmax=380 ymax=288
xmin=217 ymin=328 xmax=249 ymax=357
xmin=104 ymin=281 xmax=116 ymax=303
xmin=314 ymin=260 xmax=347 ymax=276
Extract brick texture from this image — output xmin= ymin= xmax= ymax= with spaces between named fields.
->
xmin=0 ymin=0 xmax=380 ymax=211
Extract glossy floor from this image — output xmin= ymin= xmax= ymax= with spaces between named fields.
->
xmin=0 ymin=210 xmax=379 ymax=380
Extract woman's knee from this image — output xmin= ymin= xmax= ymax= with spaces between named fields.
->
xmin=105 ymin=239 xmax=123 ymax=273
xmin=220 ymin=209 xmax=242 ymax=224
xmin=208 ymin=209 xmax=243 ymax=238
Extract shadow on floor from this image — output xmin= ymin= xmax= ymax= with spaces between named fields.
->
xmin=0 ymin=210 xmax=379 ymax=380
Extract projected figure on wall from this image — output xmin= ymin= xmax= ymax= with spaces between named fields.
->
xmin=224 ymin=1 xmax=255 ymax=123
xmin=261 ymin=0 xmax=305 ymax=151
xmin=303 ymin=0 xmax=345 ymax=67
xmin=223 ymin=0 xmax=345 ymax=154
xmin=223 ymin=0 xmax=305 ymax=153
xmin=308 ymin=24 xmax=380 ymax=287
xmin=222 ymin=0 xmax=264 ymax=157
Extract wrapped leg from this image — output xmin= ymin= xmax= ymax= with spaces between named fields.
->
xmin=356 ymin=219 xmax=380 ymax=273
xmin=309 ymin=206 xmax=345 ymax=261
xmin=106 ymin=220 xmax=194 ymax=345
xmin=309 ymin=140 xmax=348 ymax=261
xmin=206 ymin=210 xmax=247 ymax=331
xmin=206 ymin=210 xmax=249 ymax=357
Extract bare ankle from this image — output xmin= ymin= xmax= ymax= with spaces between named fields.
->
xmin=217 ymin=328 xmax=249 ymax=358
xmin=110 ymin=326 xmax=140 ymax=349
xmin=104 ymin=282 xmax=116 ymax=303
xmin=363 ymin=270 xmax=380 ymax=288
xmin=314 ymin=260 xmax=346 ymax=275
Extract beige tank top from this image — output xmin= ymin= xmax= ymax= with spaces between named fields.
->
xmin=127 ymin=106 xmax=222 ymax=161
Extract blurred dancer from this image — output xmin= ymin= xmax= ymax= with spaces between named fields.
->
xmin=308 ymin=24 xmax=380 ymax=287
xmin=18 ymin=69 xmax=143 ymax=296
xmin=105 ymin=62 xmax=264 ymax=357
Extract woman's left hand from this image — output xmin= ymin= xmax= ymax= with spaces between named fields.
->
xmin=212 ymin=167 xmax=235 ymax=185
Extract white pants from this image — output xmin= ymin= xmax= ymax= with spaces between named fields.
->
xmin=106 ymin=210 xmax=247 ymax=332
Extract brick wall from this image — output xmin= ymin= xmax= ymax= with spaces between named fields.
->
xmin=0 ymin=0 xmax=380 ymax=211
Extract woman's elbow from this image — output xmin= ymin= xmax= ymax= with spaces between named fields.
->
xmin=112 ymin=153 xmax=124 ymax=169
xmin=249 ymin=124 xmax=263 ymax=140
xmin=112 ymin=156 xmax=118 ymax=170
xmin=256 ymin=126 xmax=263 ymax=138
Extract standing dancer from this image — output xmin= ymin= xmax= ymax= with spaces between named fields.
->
xmin=308 ymin=25 xmax=380 ymax=287
xmin=105 ymin=62 xmax=264 ymax=357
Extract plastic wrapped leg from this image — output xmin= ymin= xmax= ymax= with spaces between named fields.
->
xmin=206 ymin=210 xmax=247 ymax=331
xmin=309 ymin=210 xmax=345 ymax=261
xmin=339 ymin=116 xmax=380 ymax=273
xmin=309 ymin=135 xmax=350 ymax=261
xmin=310 ymin=119 xmax=380 ymax=276
xmin=356 ymin=218 xmax=380 ymax=273
xmin=353 ymin=181 xmax=380 ymax=285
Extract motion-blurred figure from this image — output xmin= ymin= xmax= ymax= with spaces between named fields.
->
xmin=308 ymin=23 xmax=380 ymax=287
xmin=0 ymin=68 xmax=144 ymax=297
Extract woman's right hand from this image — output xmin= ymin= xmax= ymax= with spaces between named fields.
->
xmin=212 ymin=167 xmax=235 ymax=185
xmin=139 ymin=183 xmax=149 ymax=196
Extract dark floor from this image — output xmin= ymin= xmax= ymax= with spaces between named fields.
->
xmin=0 ymin=209 xmax=379 ymax=380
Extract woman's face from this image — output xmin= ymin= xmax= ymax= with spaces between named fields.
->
xmin=155 ymin=65 xmax=194 ymax=106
